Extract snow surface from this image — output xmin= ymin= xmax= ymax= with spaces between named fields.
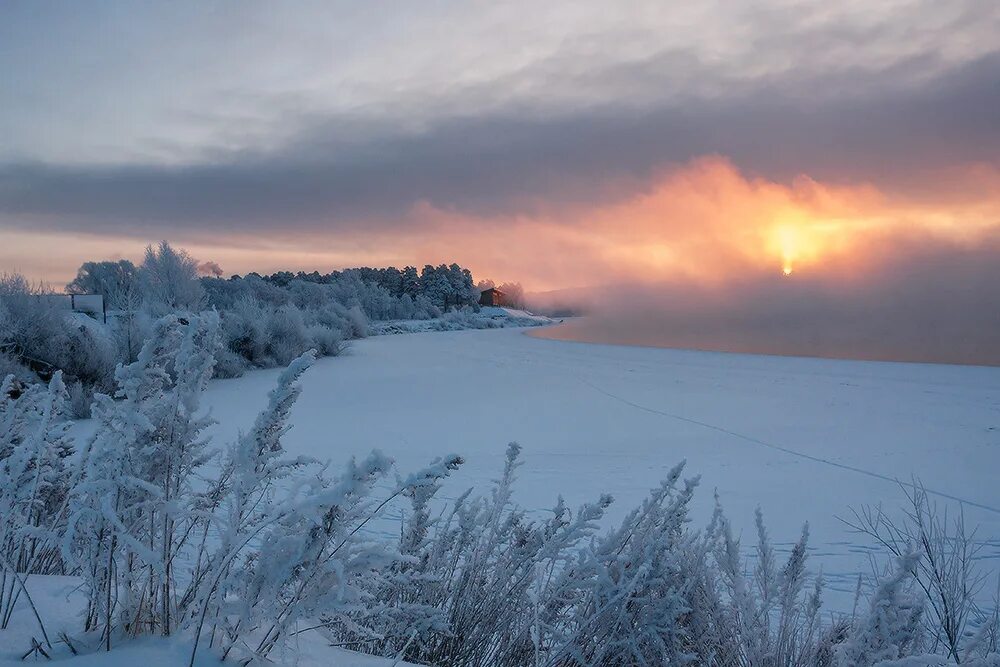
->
xmin=63 ymin=326 xmax=1000 ymax=622
xmin=178 ymin=327 xmax=1000 ymax=612
xmin=0 ymin=576 xmax=418 ymax=666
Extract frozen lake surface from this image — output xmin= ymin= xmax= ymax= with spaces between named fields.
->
xmin=197 ymin=327 xmax=1000 ymax=611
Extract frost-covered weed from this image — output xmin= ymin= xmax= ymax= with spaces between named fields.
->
xmin=2 ymin=315 xmax=462 ymax=662
xmin=0 ymin=371 xmax=74 ymax=635
xmin=341 ymin=454 xmax=999 ymax=667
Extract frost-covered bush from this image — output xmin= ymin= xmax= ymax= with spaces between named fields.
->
xmin=214 ymin=294 xmax=348 ymax=374
xmin=66 ymin=379 xmax=93 ymax=419
xmin=346 ymin=304 xmax=368 ymax=337
xmin=837 ymin=553 xmax=926 ymax=666
xmin=0 ymin=371 xmax=75 ymax=632
xmin=0 ymin=352 xmax=34 ymax=384
xmin=211 ymin=343 xmax=251 ymax=379
xmin=62 ymin=314 xmax=220 ymax=646
xmin=845 ymin=484 xmax=1000 ymax=662
xmin=437 ymin=306 xmax=506 ymax=330
xmin=0 ymin=315 xmax=464 ymax=661
xmin=267 ymin=304 xmax=312 ymax=365
xmin=51 ymin=316 xmax=118 ymax=390
xmin=357 ymin=443 xmax=615 ymax=666
xmin=0 ymin=274 xmax=67 ymax=370
xmin=0 ymin=273 xmax=117 ymax=391
xmin=305 ymin=323 xmax=344 ymax=356
xmin=338 ymin=450 xmax=999 ymax=667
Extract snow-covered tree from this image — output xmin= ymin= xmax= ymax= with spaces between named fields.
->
xmin=447 ymin=264 xmax=478 ymax=307
xmin=66 ymin=260 xmax=138 ymax=300
xmin=139 ymin=241 xmax=205 ymax=313
xmin=498 ymin=281 xmax=526 ymax=309
xmin=401 ymin=266 xmax=422 ymax=298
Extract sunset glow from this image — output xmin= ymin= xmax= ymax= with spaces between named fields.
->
xmin=3 ymin=9 xmax=1000 ymax=664
xmin=1 ymin=0 xmax=998 ymax=320
xmin=6 ymin=157 xmax=1000 ymax=292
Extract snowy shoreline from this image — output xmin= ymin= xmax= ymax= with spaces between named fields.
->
xmin=197 ymin=328 xmax=1000 ymax=604
xmin=6 ymin=327 xmax=999 ymax=664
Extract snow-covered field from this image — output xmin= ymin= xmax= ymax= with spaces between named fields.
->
xmin=162 ymin=325 xmax=1000 ymax=612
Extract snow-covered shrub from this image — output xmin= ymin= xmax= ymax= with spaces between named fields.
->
xmin=267 ymin=304 xmax=312 ymax=366
xmin=0 ymin=273 xmax=67 ymax=371
xmin=211 ymin=343 xmax=252 ymax=379
xmin=305 ymin=323 xmax=344 ymax=356
xmin=845 ymin=483 xmax=1000 ymax=663
xmin=219 ymin=294 xmax=272 ymax=365
xmin=346 ymin=304 xmax=368 ymax=337
xmin=537 ymin=462 xmax=727 ymax=666
xmin=0 ymin=273 xmax=117 ymax=391
xmin=0 ymin=371 xmax=74 ymax=634
xmin=66 ymin=379 xmax=93 ymax=419
xmin=338 ymin=443 xmax=613 ymax=666
xmin=415 ymin=293 xmax=442 ymax=319
xmin=837 ymin=552 xmax=925 ymax=666
xmin=51 ymin=316 xmax=118 ymax=390
xmin=62 ymin=313 xmax=220 ymax=646
xmin=0 ymin=352 xmax=34 ymax=384
xmin=215 ymin=295 xmax=346 ymax=374
xmin=710 ymin=507 xmax=828 ymax=666
xmin=105 ymin=279 xmax=150 ymax=365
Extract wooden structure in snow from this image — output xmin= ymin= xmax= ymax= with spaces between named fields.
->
xmin=478 ymin=287 xmax=506 ymax=307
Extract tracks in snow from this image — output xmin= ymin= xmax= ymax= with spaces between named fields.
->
xmin=578 ymin=376 xmax=1000 ymax=516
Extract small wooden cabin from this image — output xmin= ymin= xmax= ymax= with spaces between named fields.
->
xmin=36 ymin=293 xmax=106 ymax=323
xmin=478 ymin=287 xmax=506 ymax=307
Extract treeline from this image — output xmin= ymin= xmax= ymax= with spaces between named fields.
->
xmin=1 ymin=242 xmax=490 ymax=414
xmin=2 ymin=319 xmax=997 ymax=665
xmin=261 ymin=263 xmax=479 ymax=311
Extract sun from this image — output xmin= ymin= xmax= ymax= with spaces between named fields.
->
xmin=782 ymin=265 xmax=793 ymax=276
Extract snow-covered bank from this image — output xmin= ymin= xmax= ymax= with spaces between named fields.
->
xmin=12 ymin=325 xmax=1000 ymax=663
xmin=187 ymin=327 xmax=1000 ymax=612
xmin=368 ymin=306 xmax=553 ymax=335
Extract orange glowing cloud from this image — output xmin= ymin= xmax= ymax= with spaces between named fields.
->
xmin=9 ymin=157 xmax=1000 ymax=295
xmin=391 ymin=157 xmax=1000 ymax=291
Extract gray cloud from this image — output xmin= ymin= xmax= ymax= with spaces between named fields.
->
xmin=0 ymin=46 xmax=997 ymax=239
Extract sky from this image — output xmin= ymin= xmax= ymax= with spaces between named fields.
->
xmin=1 ymin=1 xmax=999 ymax=343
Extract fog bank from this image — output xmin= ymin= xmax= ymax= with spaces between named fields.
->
xmin=533 ymin=234 xmax=1000 ymax=366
